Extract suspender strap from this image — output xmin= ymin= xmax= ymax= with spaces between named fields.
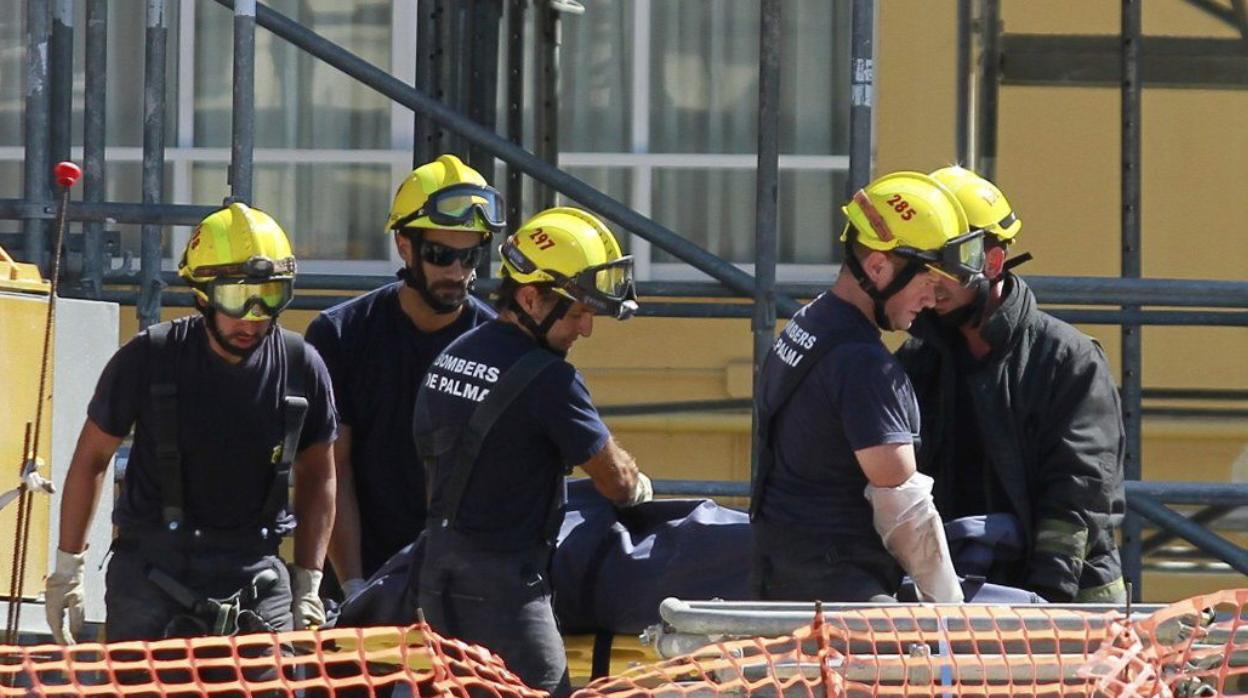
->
xmin=412 ymin=388 xmax=460 ymax=506
xmin=260 ymin=328 xmax=309 ymax=526
xmin=426 ymin=348 xmax=560 ymax=528
xmin=749 ymin=335 xmax=841 ymax=519
xmin=147 ymin=322 xmax=185 ymax=528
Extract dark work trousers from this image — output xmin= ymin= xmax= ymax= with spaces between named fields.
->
xmin=105 ymin=533 xmax=294 ymax=695
xmin=750 ymin=522 xmax=901 ymax=603
xmin=418 ymin=527 xmax=570 ymax=698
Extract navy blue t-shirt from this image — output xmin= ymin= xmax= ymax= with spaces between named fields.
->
xmin=757 ymin=292 xmax=921 ymax=540
xmin=88 ymin=315 xmax=337 ymax=533
xmin=305 ymin=283 xmax=495 ymax=574
xmin=419 ymin=320 xmax=610 ymax=552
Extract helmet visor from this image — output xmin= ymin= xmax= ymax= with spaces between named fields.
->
xmin=395 ymin=183 xmax=506 ymax=232
xmin=564 ymin=257 xmax=639 ymax=320
xmin=206 ymin=278 xmax=294 ymax=320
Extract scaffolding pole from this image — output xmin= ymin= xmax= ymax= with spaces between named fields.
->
xmin=847 ymin=0 xmax=874 ymax=196
xmin=751 ymin=0 xmax=781 ymax=480
xmin=975 ymin=0 xmax=1000 ymax=180
xmin=1120 ymin=0 xmax=1145 ymax=601
xmin=139 ymin=0 xmax=169 ymax=330
xmin=23 ymin=0 xmax=51 ymax=272
xmin=82 ymin=0 xmax=108 ymax=299
xmin=230 ymin=0 xmax=257 ymax=204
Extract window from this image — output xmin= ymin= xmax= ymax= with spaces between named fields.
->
xmin=0 ymin=1 xmax=851 ymax=281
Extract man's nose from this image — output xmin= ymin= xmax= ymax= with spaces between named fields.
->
xmin=581 ymin=314 xmax=594 ymax=338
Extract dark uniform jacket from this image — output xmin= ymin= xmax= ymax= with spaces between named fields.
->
xmin=895 ymin=274 xmax=1126 ymax=602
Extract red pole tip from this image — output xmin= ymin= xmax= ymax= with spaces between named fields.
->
xmin=54 ymin=161 xmax=82 ymax=187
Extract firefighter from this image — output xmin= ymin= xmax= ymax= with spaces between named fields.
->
xmin=306 ymin=154 xmax=501 ymax=596
xmin=45 ymin=203 xmax=338 ymax=642
xmin=414 ymin=207 xmax=652 ymax=697
xmin=751 ymin=171 xmax=980 ymax=604
xmin=895 ymin=166 xmax=1126 ymax=603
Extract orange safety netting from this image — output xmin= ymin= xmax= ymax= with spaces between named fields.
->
xmin=1081 ymin=588 xmax=1248 ymax=698
xmin=0 ymin=622 xmax=546 ymax=697
xmin=577 ymin=603 xmax=1116 ymax=698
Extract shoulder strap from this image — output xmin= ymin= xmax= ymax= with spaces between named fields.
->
xmin=434 ymin=348 xmax=560 ymax=529
xmin=147 ymin=321 xmax=186 ymax=528
xmin=749 ymin=334 xmax=842 ymax=519
xmin=259 ymin=328 xmax=310 ymax=528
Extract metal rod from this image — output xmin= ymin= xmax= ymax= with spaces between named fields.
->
xmin=140 ymin=0 xmax=169 ymax=330
xmin=1140 ymin=504 xmax=1238 ymax=554
xmin=230 ymin=0 xmax=257 ymax=204
xmin=846 ymin=0 xmax=874 ymax=196
xmin=534 ymin=1 xmax=559 ymax=209
xmin=23 ymin=0 xmax=51 ymax=272
xmin=82 ymin=0 xmax=108 ymax=299
xmin=48 ymin=0 xmax=73 ymax=171
xmin=505 ymin=0 xmax=526 ymax=233
xmin=599 ymin=399 xmax=752 ymax=417
xmin=413 ymin=0 xmax=441 ymax=166
xmin=1129 ymin=494 xmax=1248 ymax=576
xmin=956 ymin=0 xmax=972 ymax=164
xmin=752 ymin=0 xmax=781 ymax=482
xmin=1120 ymin=0 xmax=1144 ymax=602
xmin=209 ymin=0 xmax=802 ymax=316
xmin=467 ymin=0 xmax=502 ymax=180
xmin=975 ymin=0 xmax=1000 ymax=180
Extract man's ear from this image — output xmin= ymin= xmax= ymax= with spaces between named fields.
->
xmin=986 ymin=246 xmax=1007 ymax=280
xmin=515 ymin=284 xmax=542 ymax=316
xmin=863 ymin=250 xmax=894 ymax=287
xmin=394 ymin=232 xmax=413 ymax=265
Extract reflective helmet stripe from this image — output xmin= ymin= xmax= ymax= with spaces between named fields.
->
xmin=852 ymin=189 xmax=894 ymax=242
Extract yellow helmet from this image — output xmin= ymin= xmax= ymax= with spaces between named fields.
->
xmin=930 ymin=166 xmax=1022 ymax=242
xmin=499 ymin=207 xmax=638 ymax=320
xmin=177 ymin=202 xmax=296 ymax=320
xmin=386 ymin=154 xmax=504 ymax=240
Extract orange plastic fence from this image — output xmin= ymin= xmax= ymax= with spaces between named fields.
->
xmin=0 ymin=623 xmax=546 ymax=697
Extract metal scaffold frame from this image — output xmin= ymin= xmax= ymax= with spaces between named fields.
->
xmin=4 ymin=0 xmax=1248 ymax=597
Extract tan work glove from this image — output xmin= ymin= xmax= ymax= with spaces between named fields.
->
xmin=615 ymin=472 xmax=653 ymax=509
xmin=45 ymin=548 xmax=86 ymax=644
xmin=291 ymin=565 xmax=326 ymax=630
xmin=340 ymin=577 xmax=367 ymax=601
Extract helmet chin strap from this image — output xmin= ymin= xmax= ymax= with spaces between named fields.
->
xmin=197 ymin=303 xmax=274 ymax=360
xmin=939 ymin=276 xmax=990 ymax=330
xmin=843 ymin=242 xmax=922 ymax=331
xmin=514 ymin=293 xmax=572 ymax=358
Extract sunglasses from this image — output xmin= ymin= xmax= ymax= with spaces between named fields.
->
xmin=420 ymin=240 xmax=487 ymax=268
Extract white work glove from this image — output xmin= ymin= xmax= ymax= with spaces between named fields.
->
xmin=615 ymin=472 xmax=653 ymax=509
xmin=45 ymin=548 xmax=86 ymax=644
xmin=291 ymin=566 xmax=326 ymax=630
xmin=340 ymin=577 xmax=367 ymax=601
xmin=864 ymin=472 xmax=964 ymax=603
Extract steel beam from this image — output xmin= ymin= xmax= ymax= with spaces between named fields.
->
xmin=23 ymin=0 xmax=51 ymax=271
xmin=1001 ymin=34 xmax=1248 ymax=88
xmin=975 ymin=0 xmax=1000 ymax=179
xmin=230 ymin=0 xmax=257 ymax=203
xmin=752 ymin=0 xmax=781 ymax=480
xmin=1129 ymin=494 xmax=1248 ymax=576
xmin=82 ymin=0 xmax=108 ymax=299
xmin=846 ymin=0 xmax=874 ymax=195
xmin=140 ymin=0 xmax=169 ymax=330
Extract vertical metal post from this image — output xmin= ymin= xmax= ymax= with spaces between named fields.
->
xmin=752 ymin=0 xmax=781 ymax=479
xmin=83 ymin=0 xmax=108 ymax=298
xmin=23 ymin=0 xmax=51 ymax=272
xmin=414 ymin=0 xmax=445 ymax=167
xmin=975 ymin=0 xmax=1000 ymax=180
xmin=846 ymin=0 xmax=874 ymax=199
xmin=1120 ymin=0 xmax=1144 ymax=601
xmin=49 ymin=1 xmax=73 ymax=168
xmin=139 ymin=0 xmax=169 ymax=330
xmin=505 ymin=0 xmax=527 ymax=232
xmin=956 ymin=0 xmax=972 ymax=165
xmin=231 ymin=0 xmax=257 ymax=204
xmin=533 ymin=2 xmax=560 ymax=209
xmin=467 ymin=0 xmax=502 ymax=178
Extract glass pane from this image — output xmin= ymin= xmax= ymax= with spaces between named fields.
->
xmin=193 ymin=163 xmax=391 ymax=261
xmin=559 ymin=3 xmax=633 ymax=151
xmin=194 ymin=0 xmax=391 ymax=148
xmin=649 ymin=1 xmax=848 ymax=155
xmin=2 ymin=3 xmax=180 ymax=148
xmin=652 ymin=168 xmax=845 ymax=265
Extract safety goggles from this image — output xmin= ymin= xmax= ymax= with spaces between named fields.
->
xmin=420 ymin=240 xmax=487 ymax=268
xmin=557 ymin=257 xmax=638 ymax=320
xmin=202 ymin=277 xmax=294 ymax=319
xmin=892 ymin=230 xmax=986 ymax=285
xmin=391 ymin=183 xmax=506 ymax=233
